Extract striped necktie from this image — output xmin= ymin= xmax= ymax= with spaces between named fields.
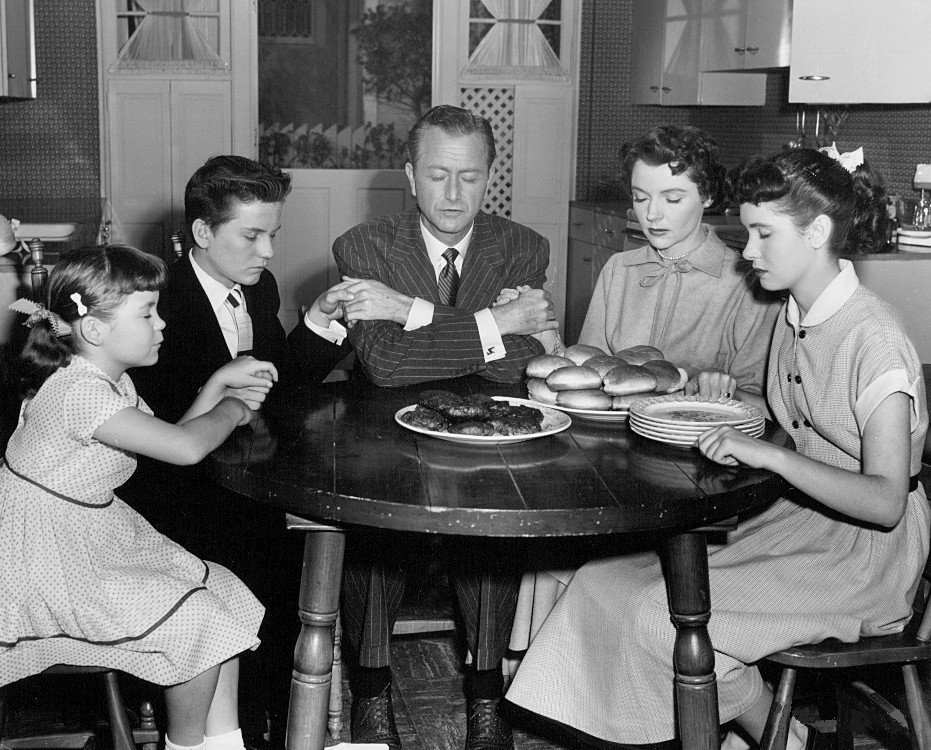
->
xmin=225 ymin=287 xmax=253 ymax=356
xmin=437 ymin=247 xmax=460 ymax=307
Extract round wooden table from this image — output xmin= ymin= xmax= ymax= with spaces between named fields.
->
xmin=209 ymin=376 xmax=790 ymax=750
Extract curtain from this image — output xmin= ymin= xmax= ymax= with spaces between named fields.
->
xmin=114 ymin=0 xmax=226 ymax=70
xmin=467 ymin=0 xmax=564 ymax=77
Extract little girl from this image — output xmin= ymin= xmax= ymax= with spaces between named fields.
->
xmin=506 ymin=147 xmax=929 ymax=750
xmin=0 ymin=245 xmax=277 ymax=750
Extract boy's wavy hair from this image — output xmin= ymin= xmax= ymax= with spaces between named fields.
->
xmin=18 ymin=244 xmax=166 ymax=398
xmin=729 ymin=148 xmax=889 ymax=254
xmin=621 ymin=125 xmax=727 ymax=207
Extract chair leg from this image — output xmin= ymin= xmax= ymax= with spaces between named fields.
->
xmin=327 ymin=613 xmax=343 ymax=740
xmin=102 ymin=672 xmax=138 ymax=750
xmin=138 ymin=700 xmax=158 ymax=750
xmin=903 ymin=663 xmax=931 ymax=750
xmin=759 ymin=667 xmax=797 ymax=750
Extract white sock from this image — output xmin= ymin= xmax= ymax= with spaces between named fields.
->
xmin=165 ymin=736 xmax=205 ymax=750
xmin=787 ymin=718 xmax=808 ymax=750
xmin=204 ymin=728 xmax=245 ymax=750
xmin=720 ymin=730 xmax=751 ymax=750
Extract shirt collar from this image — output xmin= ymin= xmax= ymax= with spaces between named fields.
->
xmin=189 ymin=251 xmax=241 ymax=313
xmin=621 ymin=225 xmax=726 ymax=278
xmin=786 ymin=258 xmax=859 ymax=330
xmin=419 ymin=218 xmax=474 ymax=268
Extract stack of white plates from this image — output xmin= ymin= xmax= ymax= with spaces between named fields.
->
xmin=628 ymin=395 xmax=765 ymax=446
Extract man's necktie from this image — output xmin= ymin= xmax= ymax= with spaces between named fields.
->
xmin=437 ymin=247 xmax=460 ymax=307
xmin=225 ymin=287 xmax=253 ymax=355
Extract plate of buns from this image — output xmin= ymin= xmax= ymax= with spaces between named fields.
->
xmin=396 ymin=392 xmax=571 ymax=445
xmin=525 ymin=344 xmax=688 ymax=423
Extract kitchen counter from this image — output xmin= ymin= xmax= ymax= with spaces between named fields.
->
xmin=0 ymin=197 xmax=103 ymax=261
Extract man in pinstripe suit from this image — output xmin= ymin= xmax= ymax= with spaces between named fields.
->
xmin=332 ymin=106 xmax=557 ymax=750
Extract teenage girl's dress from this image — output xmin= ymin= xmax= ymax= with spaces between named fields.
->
xmin=507 ymin=261 xmax=930 ymax=744
xmin=0 ymin=355 xmax=263 ymax=687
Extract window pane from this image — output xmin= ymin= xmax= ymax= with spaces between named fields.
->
xmin=258 ymin=0 xmax=432 ymax=170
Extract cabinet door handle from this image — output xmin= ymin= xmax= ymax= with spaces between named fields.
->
xmin=583 ymin=257 xmax=592 ymax=262
xmin=7 ymin=73 xmax=15 ymax=78
xmin=649 ymin=85 xmax=660 ymax=91
xmin=798 ymin=75 xmax=830 ymax=81
xmin=604 ymin=229 xmax=615 ymax=236
xmin=745 ymin=46 xmax=759 ymax=53
xmin=661 ymin=86 xmax=671 ymax=92
xmin=734 ymin=47 xmax=746 ymax=54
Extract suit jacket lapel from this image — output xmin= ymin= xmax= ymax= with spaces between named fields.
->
xmin=178 ymin=253 xmax=231 ymax=364
xmin=385 ymin=209 xmax=439 ymax=303
xmin=458 ymin=213 xmax=506 ymax=311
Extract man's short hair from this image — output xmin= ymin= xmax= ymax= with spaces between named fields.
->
xmin=184 ymin=155 xmax=292 ymax=234
xmin=406 ymin=105 xmax=496 ymax=171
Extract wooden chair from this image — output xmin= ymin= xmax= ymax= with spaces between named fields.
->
xmin=759 ymin=465 xmax=931 ymax=750
xmin=0 ymin=667 xmax=159 ymax=750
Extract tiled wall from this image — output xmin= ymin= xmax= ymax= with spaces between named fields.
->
xmin=577 ymin=0 xmax=931 ymax=201
xmin=0 ymin=0 xmax=99 ymax=200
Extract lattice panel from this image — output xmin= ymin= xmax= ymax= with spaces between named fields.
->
xmin=461 ymin=87 xmax=515 ymax=218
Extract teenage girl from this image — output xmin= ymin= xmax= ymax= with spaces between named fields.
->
xmin=507 ymin=147 xmax=928 ymax=750
xmin=0 ymin=245 xmax=277 ymax=750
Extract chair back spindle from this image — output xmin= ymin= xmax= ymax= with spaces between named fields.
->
xmin=27 ymin=239 xmax=47 ymax=303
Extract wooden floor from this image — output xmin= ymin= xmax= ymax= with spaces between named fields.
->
xmin=323 ymin=631 xmax=895 ymax=750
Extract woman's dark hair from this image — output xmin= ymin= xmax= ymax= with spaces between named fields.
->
xmin=621 ymin=125 xmax=727 ymax=206
xmin=18 ymin=244 xmax=167 ymax=398
xmin=730 ymin=148 xmax=889 ymax=255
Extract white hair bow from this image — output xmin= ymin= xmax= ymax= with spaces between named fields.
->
xmin=819 ymin=142 xmax=864 ymax=173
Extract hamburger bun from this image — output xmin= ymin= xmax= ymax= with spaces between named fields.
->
xmin=546 ymin=365 xmax=603 ymax=391
xmin=641 ymin=359 xmax=680 ymax=392
xmin=526 ymin=377 xmax=559 ymax=405
xmin=602 ymin=363 xmax=657 ymax=396
xmin=556 ymin=388 xmax=613 ymax=410
xmin=526 ymin=354 xmax=575 ymax=379
xmin=615 ymin=346 xmax=663 ymax=366
xmin=564 ymin=343 xmax=608 ymax=366
xmin=584 ymin=355 xmax=628 ymax=378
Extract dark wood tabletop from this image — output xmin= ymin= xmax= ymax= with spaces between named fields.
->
xmin=209 ymin=374 xmax=790 ymax=750
xmin=210 ymin=375 xmax=790 ymax=538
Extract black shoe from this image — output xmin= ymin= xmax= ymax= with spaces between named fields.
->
xmin=465 ymin=698 xmax=514 ymax=750
xmin=351 ymin=685 xmax=402 ymax=749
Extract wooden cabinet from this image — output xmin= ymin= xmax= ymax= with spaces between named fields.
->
xmin=565 ymin=205 xmax=626 ymax=346
xmin=790 ymin=0 xmax=931 ymax=103
xmin=0 ymin=0 xmax=35 ymax=98
xmin=630 ymin=0 xmax=766 ymax=106
xmin=700 ymin=0 xmax=791 ymax=72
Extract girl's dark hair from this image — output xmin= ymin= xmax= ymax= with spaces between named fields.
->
xmin=621 ymin=125 xmax=727 ymax=206
xmin=18 ymin=244 xmax=167 ymax=398
xmin=730 ymin=148 xmax=889 ymax=255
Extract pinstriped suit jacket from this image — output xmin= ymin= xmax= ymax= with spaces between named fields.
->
xmin=333 ymin=208 xmax=549 ymax=387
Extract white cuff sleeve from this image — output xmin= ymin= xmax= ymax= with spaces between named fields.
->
xmin=855 ymin=368 xmax=922 ymax=434
xmin=405 ymin=297 xmax=433 ymax=331
xmin=303 ymin=312 xmax=347 ymax=346
xmin=475 ymin=307 xmax=506 ymax=362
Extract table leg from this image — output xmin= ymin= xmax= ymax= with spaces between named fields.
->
xmin=285 ymin=528 xmax=346 ymax=750
xmin=665 ymin=531 xmax=719 ymax=750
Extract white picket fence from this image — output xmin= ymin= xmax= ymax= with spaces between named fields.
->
xmin=259 ymin=121 xmax=407 ymax=169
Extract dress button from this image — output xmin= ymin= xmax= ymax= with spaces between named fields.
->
xmin=792 ymin=419 xmax=799 ymax=428
xmin=799 ymin=330 xmax=807 ymax=339
xmin=803 ymin=419 xmax=811 ymax=427
xmin=795 ymin=375 xmax=802 ymax=384
xmin=787 ymin=373 xmax=792 ymax=382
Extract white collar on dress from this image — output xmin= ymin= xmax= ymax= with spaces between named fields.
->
xmin=786 ymin=258 xmax=859 ymax=330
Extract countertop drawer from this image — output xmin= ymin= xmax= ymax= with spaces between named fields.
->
xmin=595 ymin=212 xmax=626 ymax=252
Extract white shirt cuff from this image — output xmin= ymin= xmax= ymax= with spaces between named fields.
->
xmin=304 ymin=311 xmax=347 ymax=345
xmin=475 ymin=307 xmax=505 ymax=362
xmin=405 ymin=297 xmax=433 ymax=331
xmin=855 ymin=368 xmax=922 ymax=433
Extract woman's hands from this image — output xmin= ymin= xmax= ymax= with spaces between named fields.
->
xmin=685 ymin=369 xmax=738 ymax=400
xmin=696 ymin=426 xmax=772 ymax=468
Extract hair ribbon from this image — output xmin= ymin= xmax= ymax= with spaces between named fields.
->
xmin=8 ymin=298 xmax=72 ymax=338
xmin=818 ymin=142 xmax=864 ymax=174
